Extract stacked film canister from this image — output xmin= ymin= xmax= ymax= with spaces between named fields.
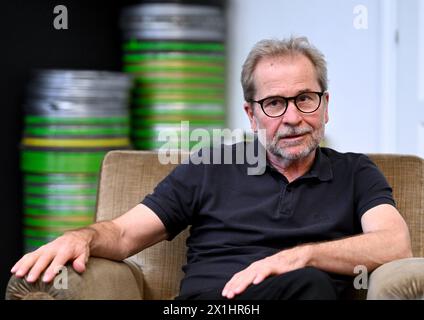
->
xmin=21 ymin=70 xmax=132 ymax=252
xmin=120 ymin=0 xmax=226 ymax=150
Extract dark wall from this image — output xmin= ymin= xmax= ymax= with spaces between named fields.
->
xmin=0 ymin=0 xmax=138 ymax=298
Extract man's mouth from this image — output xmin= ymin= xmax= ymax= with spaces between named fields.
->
xmin=280 ymin=133 xmax=306 ymax=140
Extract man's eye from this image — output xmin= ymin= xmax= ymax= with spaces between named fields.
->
xmin=265 ymin=99 xmax=284 ymax=108
xmin=298 ymin=94 xmax=313 ymax=102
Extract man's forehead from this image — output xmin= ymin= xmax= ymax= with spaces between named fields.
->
xmin=253 ymin=54 xmax=320 ymax=94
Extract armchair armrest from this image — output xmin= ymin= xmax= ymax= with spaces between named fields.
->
xmin=5 ymin=257 xmax=144 ymax=300
xmin=367 ymin=257 xmax=424 ymax=299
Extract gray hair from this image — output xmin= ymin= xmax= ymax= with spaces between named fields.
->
xmin=241 ymin=37 xmax=328 ymax=102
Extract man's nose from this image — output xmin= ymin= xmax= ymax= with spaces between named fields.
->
xmin=281 ymin=100 xmax=302 ymax=125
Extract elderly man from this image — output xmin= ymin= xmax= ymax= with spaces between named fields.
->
xmin=11 ymin=37 xmax=412 ymax=300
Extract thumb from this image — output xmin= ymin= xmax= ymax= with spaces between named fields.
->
xmin=72 ymin=253 xmax=88 ymax=273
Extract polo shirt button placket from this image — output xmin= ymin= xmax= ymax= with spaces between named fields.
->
xmin=278 ymin=184 xmax=293 ymax=216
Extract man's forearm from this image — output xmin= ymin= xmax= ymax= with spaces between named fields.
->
xmin=305 ymin=230 xmax=412 ymax=275
xmin=72 ymin=220 xmax=128 ymax=261
xmin=75 ymin=204 xmax=168 ymax=261
xmin=221 ymin=229 xmax=412 ymax=299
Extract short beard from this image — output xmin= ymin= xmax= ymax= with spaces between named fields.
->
xmin=267 ymin=123 xmax=325 ymax=162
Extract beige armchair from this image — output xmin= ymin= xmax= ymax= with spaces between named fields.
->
xmin=6 ymin=151 xmax=424 ymax=299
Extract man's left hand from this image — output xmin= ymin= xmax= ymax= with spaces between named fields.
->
xmin=221 ymin=245 xmax=311 ymax=299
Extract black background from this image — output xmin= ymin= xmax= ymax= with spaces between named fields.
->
xmin=0 ymin=0 xmax=139 ymax=299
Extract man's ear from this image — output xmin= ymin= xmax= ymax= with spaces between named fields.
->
xmin=324 ymin=92 xmax=330 ymax=124
xmin=243 ymin=102 xmax=258 ymax=132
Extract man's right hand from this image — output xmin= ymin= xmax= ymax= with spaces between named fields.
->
xmin=10 ymin=228 xmax=95 ymax=283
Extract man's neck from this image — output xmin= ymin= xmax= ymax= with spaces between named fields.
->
xmin=267 ymin=149 xmax=317 ymax=183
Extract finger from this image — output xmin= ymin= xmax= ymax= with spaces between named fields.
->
xmin=253 ymin=272 xmax=267 ymax=285
xmin=72 ymin=252 xmax=88 ymax=273
xmin=222 ymin=271 xmax=256 ymax=299
xmin=11 ymin=255 xmax=28 ymax=274
xmin=42 ymin=251 xmax=74 ymax=283
xmin=11 ymin=259 xmax=23 ymax=274
xmin=13 ymin=252 xmax=41 ymax=278
xmin=25 ymin=252 xmax=55 ymax=283
xmin=231 ymin=274 xmax=255 ymax=296
xmin=223 ymin=273 xmax=246 ymax=297
xmin=222 ymin=275 xmax=239 ymax=298
xmin=222 ymin=272 xmax=242 ymax=296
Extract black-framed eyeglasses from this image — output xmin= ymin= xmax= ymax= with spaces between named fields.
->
xmin=249 ymin=91 xmax=325 ymax=118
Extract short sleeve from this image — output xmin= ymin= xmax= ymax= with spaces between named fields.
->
xmin=354 ymin=154 xmax=396 ymax=219
xmin=141 ymin=160 xmax=204 ymax=240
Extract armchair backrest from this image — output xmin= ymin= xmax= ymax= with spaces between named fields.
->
xmin=367 ymin=154 xmax=423 ymax=257
xmin=95 ymin=151 xmax=424 ymax=300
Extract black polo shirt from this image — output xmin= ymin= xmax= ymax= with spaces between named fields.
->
xmin=141 ymin=143 xmax=395 ymax=296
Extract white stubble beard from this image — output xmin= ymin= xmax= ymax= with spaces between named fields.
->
xmin=264 ymin=114 xmax=326 ymax=163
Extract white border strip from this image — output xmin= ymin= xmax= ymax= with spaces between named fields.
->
xmin=379 ymin=0 xmax=398 ymax=153
xmin=417 ymin=122 xmax=424 ymax=158
xmin=418 ymin=0 xmax=424 ymax=102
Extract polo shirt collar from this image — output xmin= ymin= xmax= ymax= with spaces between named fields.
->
xmin=306 ymin=147 xmax=333 ymax=181
xmin=266 ymin=147 xmax=333 ymax=182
